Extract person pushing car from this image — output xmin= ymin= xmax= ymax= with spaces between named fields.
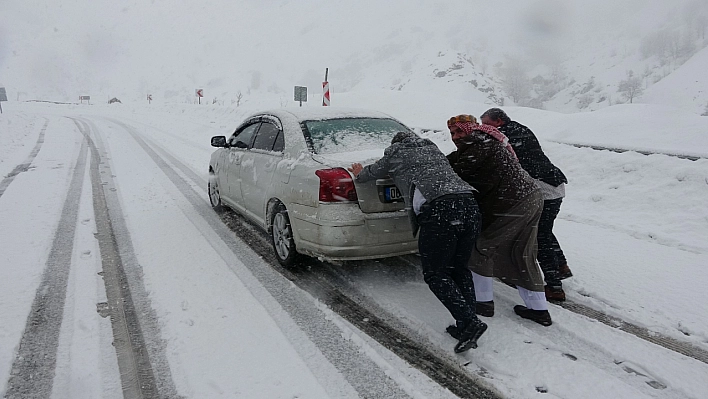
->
xmin=349 ymin=131 xmax=486 ymax=352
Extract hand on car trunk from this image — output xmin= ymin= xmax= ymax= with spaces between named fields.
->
xmin=348 ymin=163 xmax=363 ymax=177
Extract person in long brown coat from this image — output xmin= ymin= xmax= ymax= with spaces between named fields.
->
xmin=446 ymin=114 xmax=552 ymax=326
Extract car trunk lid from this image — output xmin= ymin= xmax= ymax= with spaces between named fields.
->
xmin=312 ymin=151 xmax=406 ymax=213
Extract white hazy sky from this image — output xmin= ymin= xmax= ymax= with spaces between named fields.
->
xmin=2 ymin=0 xmax=706 ymax=105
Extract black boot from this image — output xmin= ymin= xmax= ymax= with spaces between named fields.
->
xmin=475 ymin=300 xmax=494 ymax=317
xmin=545 ymin=285 xmax=566 ymax=302
xmin=446 ymin=324 xmax=462 ymax=340
xmin=514 ymin=305 xmax=552 ymax=326
xmin=558 ymin=263 xmax=573 ymax=280
xmin=454 ymin=319 xmax=488 ymax=353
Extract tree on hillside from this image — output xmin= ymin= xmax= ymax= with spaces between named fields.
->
xmin=499 ymin=57 xmax=531 ymax=105
xmin=684 ymin=1 xmax=708 ymax=40
xmin=550 ymin=65 xmax=568 ymax=87
xmin=577 ymin=94 xmax=594 ymax=110
xmin=697 ymin=14 xmax=707 ymax=40
xmin=639 ymin=30 xmax=671 ymax=61
xmin=618 ymin=70 xmax=644 ymax=104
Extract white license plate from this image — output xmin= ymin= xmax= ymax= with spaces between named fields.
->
xmin=384 ymin=186 xmax=403 ymax=202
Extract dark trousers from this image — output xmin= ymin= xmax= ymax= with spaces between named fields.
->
xmin=418 ymin=196 xmax=481 ymax=328
xmin=537 ymin=197 xmax=567 ymax=287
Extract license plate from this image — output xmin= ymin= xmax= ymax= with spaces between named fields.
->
xmin=384 ymin=186 xmax=403 ymax=202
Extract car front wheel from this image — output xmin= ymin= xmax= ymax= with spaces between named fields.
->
xmin=208 ymin=174 xmax=223 ymax=211
xmin=270 ymin=203 xmax=297 ymax=267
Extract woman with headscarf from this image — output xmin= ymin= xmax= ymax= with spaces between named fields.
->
xmin=446 ymin=115 xmax=552 ymax=326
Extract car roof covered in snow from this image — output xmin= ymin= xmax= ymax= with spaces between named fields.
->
xmin=250 ymin=107 xmax=399 ymax=123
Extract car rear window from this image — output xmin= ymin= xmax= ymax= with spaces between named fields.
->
xmin=303 ymin=118 xmax=409 ymax=154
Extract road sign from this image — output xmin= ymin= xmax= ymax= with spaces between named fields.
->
xmin=79 ymin=95 xmax=90 ymax=104
xmin=196 ymin=89 xmax=203 ymax=98
xmin=294 ymin=86 xmax=307 ymax=106
xmin=147 ymin=94 xmax=152 ymax=104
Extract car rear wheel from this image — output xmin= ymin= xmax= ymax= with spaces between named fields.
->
xmin=270 ymin=203 xmax=297 ymax=267
xmin=208 ymin=174 xmax=223 ymax=211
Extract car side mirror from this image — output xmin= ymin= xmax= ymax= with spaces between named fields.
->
xmin=234 ymin=141 xmax=248 ymax=149
xmin=211 ymin=136 xmax=227 ymax=147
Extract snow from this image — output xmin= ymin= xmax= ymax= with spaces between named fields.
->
xmin=2 ymin=97 xmax=707 ymax=398
xmin=639 ymin=46 xmax=708 ymax=115
xmin=314 ymin=149 xmax=386 ymax=165
xmin=305 ymin=118 xmax=404 ymax=154
xmin=268 ymin=107 xmax=397 ymax=122
xmin=1 ymin=0 xmax=708 ymax=397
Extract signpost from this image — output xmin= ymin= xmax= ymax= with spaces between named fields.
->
xmin=147 ymin=94 xmax=153 ymax=104
xmin=0 ymin=87 xmax=7 ymax=114
xmin=322 ymin=68 xmax=330 ymax=106
xmin=196 ymin=89 xmax=203 ymax=104
xmin=294 ymin=86 xmax=307 ymax=107
xmin=79 ymin=95 xmax=91 ymax=104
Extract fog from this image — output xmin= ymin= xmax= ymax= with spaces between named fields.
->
xmin=1 ymin=0 xmax=706 ymax=111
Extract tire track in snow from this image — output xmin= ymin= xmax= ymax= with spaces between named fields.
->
xmin=0 ymin=119 xmax=48 ymax=198
xmin=104 ymin=117 xmax=502 ymax=399
xmin=554 ymin=300 xmax=708 ymax=365
xmin=551 ymin=141 xmax=704 ymax=161
xmin=395 ymin=254 xmax=708 ymax=366
xmin=4 ymin=137 xmax=87 ymax=399
xmin=71 ymin=118 xmax=182 ymax=399
xmin=419 ymin=128 xmax=705 ymax=161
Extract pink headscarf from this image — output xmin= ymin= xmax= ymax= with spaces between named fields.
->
xmin=454 ymin=121 xmax=517 ymax=159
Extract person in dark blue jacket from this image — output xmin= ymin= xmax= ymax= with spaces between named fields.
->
xmin=481 ymin=108 xmax=572 ymax=302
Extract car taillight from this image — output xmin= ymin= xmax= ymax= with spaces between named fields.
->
xmin=315 ymin=168 xmax=358 ymax=202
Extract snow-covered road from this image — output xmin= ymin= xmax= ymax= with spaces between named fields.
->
xmin=1 ymin=100 xmax=707 ymax=399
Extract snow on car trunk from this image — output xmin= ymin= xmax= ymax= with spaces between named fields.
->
xmin=313 ymin=150 xmax=406 ymax=214
xmin=304 ymin=116 xmax=409 ymax=214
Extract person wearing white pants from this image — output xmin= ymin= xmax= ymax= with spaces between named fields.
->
xmin=472 ymin=272 xmax=548 ymax=312
xmin=446 ymin=114 xmax=552 ymax=326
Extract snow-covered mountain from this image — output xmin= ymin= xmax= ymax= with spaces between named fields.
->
xmin=639 ymin=45 xmax=708 ymax=115
xmin=1 ymin=0 xmax=707 ymax=114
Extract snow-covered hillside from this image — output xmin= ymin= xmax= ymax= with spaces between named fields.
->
xmin=639 ymin=45 xmax=708 ymax=115
xmin=1 ymin=0 xmax=707 ymax=113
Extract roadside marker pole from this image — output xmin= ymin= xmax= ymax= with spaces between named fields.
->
xmin=322 ymin=68 xmax=330 ymax=106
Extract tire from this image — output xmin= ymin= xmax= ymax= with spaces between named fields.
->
xmin=208 ymin=174 xmax=223 ymax=212
xmin=270 ymin=203 xmax=298 ymax=267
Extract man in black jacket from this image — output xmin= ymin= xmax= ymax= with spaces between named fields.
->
xmin=481 ymin=108 xmax=572 ymax=301
xmin=349 ymin=131 xmax=487 ymax=352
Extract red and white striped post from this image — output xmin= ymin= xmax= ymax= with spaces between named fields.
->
xmin=322 ymin=68 xmax=330 ymax=106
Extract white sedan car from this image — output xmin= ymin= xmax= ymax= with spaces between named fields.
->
xmin=208 ymin=107 xmax=418 ymax=266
